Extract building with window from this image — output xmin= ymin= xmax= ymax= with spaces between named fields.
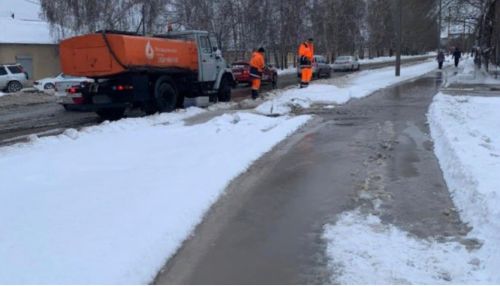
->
xmin=0 ymin=0 xmax=60 ymax=83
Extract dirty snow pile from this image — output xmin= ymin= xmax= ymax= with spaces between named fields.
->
xmin=256 ymin=60 xmax=438 ymax=115
xmin=0 ymin=108 xmax=310 ymax=284
xmin=323 ymin=93 xmax=500 ymax=284
xmin=445 ymin=56 xmax=500 ymax=87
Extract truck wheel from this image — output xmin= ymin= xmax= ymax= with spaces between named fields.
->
xmin=155 ymin=80 xmax=177 ymax=113
xmin=217 ymin=76 xmax=232 ymax=102
xmin=96 ymin=108 xmax=125 ymax=121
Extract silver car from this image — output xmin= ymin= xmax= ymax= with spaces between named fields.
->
xmin=0 ymin=64 xmax=29 ymax=92
xmin=332 ymin=56 xmax=361 ymax=72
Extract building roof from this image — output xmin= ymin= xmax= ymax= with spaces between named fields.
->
xmin=0 ymin=0 xmax=55 ymax=45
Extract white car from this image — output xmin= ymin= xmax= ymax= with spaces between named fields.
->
xmin=332 ymin=56 xmax=361 ymax=72
xmin=0 ymin=64 xmax=29 ymax=93
xmin=33 ymin=73 xmax=91 ymax=92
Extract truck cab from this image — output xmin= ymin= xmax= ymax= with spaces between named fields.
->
xmin=163 ymin=31 xmax=228 ymax=86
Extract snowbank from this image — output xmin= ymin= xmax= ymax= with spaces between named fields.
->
xmin=0 ymin=92 xmax=5 ymax=97
xmin=256 ymin=60 xmax=438 ymax=115
xmin=428 ymin=93 xmax=500 ymax=282
xmin=0 ymin=108 xmax=311 ymax=284
xmin=358 ymin=53 xmax=435 ymax=65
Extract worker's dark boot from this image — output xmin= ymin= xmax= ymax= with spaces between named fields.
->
xmin=251 ymin=90 xmax=259 ymax=100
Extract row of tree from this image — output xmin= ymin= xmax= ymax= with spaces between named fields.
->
xmin=40 ymin=0 xmax=440 ymax=68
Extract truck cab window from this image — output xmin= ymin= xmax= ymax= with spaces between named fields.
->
xmin=199 ymin=36 xmax=212 ymax=54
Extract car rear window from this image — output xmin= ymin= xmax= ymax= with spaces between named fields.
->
xmin=0 ymin=67 xmax=7 ymax=75
xmin=7 ymin=66 xmax=23 ymax=74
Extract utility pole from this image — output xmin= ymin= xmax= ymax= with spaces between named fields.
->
xmin=395 ymin=0 xmax=402 ymax=76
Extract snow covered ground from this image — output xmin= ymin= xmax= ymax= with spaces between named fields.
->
xmin=358 ymin=53 xmax=435 ymax=65
xmin=0 ymin=92 xmax=5 ymax=97
xmin=323 ymin=59 xmax=500 ymax=284
xmin=256 ymin=60 xmax=439 ymax=115
xmin=445 ymin=56 xmax=500 ymax=87
xmin=0 ymin=108 xmax=310 ymax=284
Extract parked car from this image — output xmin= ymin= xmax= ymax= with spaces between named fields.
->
xmin=55 ymin=78 xmax=93 ymax=111
xmin=231 ymin=61 xmax=278 ymax=88
xmin=332 ymin=56 xmax=361 ymax=72
xmin=297 ymin=55 xmax=332 ymax=79
xmin=34 ymin=73 xmax=91 ymax=92
xmin=0 ymin=64 xmax=29 ymax=93
xmin=56 ymin=83 xmax=88 ymax=111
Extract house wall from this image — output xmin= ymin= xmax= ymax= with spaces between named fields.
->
xmin=0 ymin=43 xmax=60 ymax=82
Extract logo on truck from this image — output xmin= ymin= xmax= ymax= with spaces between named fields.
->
xmin=145 ymin=41 xmax=155 ymax=60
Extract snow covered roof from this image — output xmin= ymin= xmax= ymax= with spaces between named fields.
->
xmin=0 ymin=0 xmax=55 ymax=45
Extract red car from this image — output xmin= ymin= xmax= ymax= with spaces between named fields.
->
xmin=231 ymin=61 xmax=278 ymax=88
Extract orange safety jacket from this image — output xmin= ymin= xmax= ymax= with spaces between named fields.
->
xmin=298 ymin=42 xmax=314 ymax=68
xmin=249 ymin=51 xmax=265 ymax=78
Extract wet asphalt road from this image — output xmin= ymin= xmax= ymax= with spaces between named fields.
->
xmin=154 ymin=70 xmax=472 ymax=284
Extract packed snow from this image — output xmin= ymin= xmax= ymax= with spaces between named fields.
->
xmin=324 ymin=210 xmax=481 ymax=284
xmin=256 ymin=60 xmax=439 ymax=115
xmin=0 ymin=108 xmax=311 ymax=284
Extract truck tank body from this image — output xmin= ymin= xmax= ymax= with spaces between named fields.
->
xmin=60 ymin=33 xmax=199 ymax=78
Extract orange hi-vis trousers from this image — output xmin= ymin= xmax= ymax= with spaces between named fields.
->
xmin=301 ymin=67 xmax=313 ymax=85
xmin=251 ymin=78 xmax=261 ymax=91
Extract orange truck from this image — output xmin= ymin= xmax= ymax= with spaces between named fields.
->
xmin=59 ymin=30 xmax=234 ymax=119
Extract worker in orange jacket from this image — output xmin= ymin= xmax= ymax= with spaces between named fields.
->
xmin=249 ymin=47 xmax=266 ymax=100
xmin=298 ymin=38 xmax=314 ymax=88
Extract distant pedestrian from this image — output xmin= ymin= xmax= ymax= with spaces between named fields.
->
xmin=249 ymin=47 xmax=266 ymax=100
xmin=452 ymin=47 xmax=462 ymax=68
xmin=437 ymin=50 xmax=445 ymax=69
xmin=298 ymin=38 xmax=314 ymax=88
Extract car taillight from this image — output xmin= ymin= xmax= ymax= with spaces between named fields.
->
xmin=112 ymin=85 xmax=133 ymax=91
xmin=72 ymin=97 xmax=84 ymax=105
xmin=67 ymin=87 xmax=78 ymax=94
